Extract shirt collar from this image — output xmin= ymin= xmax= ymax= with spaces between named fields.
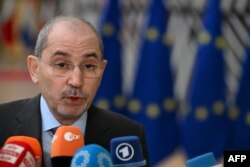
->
xmin=40 ymin=96 xmax=87 ymax=134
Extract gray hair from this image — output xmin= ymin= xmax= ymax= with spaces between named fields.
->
xmin=34 ymin=15 xmax=103 ymax=58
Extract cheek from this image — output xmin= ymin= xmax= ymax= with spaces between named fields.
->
xmin=85 ymin=79 xmax=101 ymax=98
xmin=37 ymin=72 xmax=65 ymax=99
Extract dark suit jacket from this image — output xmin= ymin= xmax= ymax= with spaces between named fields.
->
xmin=0 ymin=94 xmax=150 ymax=166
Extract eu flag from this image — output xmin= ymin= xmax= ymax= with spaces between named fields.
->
xmin=180 ymin=0 xmax=228 ymax=159
xmin=94 ymin=0 xmax=125 ymax=113
xmin=230 ymin=44 xmax=250 ymax=149
xmin=127 ymin=0 xmax=178 ymax=165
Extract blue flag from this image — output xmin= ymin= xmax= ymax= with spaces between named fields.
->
xmin=94 ymin=0 xmax=125 ymax=113
xmin=127 ymin=0 xmax=178 ymax=165
xmin=180 ymin=0 xmax=228 ymax=159
xmin=230 ymin=44 xmax=250 ymax=149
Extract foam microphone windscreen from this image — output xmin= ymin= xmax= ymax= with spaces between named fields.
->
xmin=110 ymin=136 xmax=146 ymax=167
xmin=0 ymin=140 xmax=36 ymax=167
xmin=51 ymin=126 xmax=84 ymax=167
xmin=5 ymin=136 xmax=42 ymax=163
xmin=186 ymin=152 xmax=217 ymax=167
xmin=70 ymin=144 xmax=113 ymax=167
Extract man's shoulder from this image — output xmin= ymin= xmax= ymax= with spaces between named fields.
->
xmin=0 ymin=98 xmax=30 ymax=113
xmin=0 ymin=95 xmax=41 ymax=147
xmin=0 ymin=95 xmax=40 ymax=115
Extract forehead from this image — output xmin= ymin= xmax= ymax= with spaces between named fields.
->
xmin=44 ymin=20 xmax=101 ymax=59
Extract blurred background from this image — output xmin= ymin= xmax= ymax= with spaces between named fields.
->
xmin=0 ymin=0 xmax=250 ymax=166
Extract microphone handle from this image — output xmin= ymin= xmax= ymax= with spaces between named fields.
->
xmin=51 ymin=156 xmax=72 ymax=167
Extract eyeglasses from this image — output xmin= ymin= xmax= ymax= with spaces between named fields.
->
xmin=39 ymin=59 xmax=103 ymax=78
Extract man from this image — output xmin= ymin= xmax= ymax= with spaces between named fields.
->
xmin=0 ymin=15 xmax=150 ymax=167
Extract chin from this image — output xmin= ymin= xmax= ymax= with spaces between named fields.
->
xmin=57 ymin=106 xmax=86 ymax=118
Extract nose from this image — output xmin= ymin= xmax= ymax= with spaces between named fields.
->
xmin=67 ymin=66 xmax=83 ymax=87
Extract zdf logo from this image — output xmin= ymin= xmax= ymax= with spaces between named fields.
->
xmin=116 ymin=143 xmax=134 ymax=161
xmin=64 ymin=132 xmax=80 ymax=141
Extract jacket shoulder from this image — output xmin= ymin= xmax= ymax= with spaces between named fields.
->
xmin=0 ymin=98 xmax=31 ymax=115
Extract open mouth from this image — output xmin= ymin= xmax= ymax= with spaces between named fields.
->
xmin=65 ymin=97 xmax=84 ymax=105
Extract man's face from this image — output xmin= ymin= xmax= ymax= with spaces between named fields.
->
xmin=28 ymin=21 xmax=107 ymax=124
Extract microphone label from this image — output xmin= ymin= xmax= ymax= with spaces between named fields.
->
xmin=0 ymin=143 xmax=24 ymax=164
xmin=64 ymin=132 xmax=80 ymax=141
xmin=20 ymin=151 xmax=36 ymax=167
xmin=116 ymin=143 xmax=134 ymax=161
xmin=224 ymin=151 xmax=250 ymax=167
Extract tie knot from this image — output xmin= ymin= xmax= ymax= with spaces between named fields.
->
xmin=51 ymin=127 xmax=58 ymax=134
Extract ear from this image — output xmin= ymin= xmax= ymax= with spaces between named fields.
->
xmin=97 ymin=59 xmax=108 ymax=87
xmin=100 ymin=59 xmax=107 ymax=76
xmin=101 ymin=59 xmax=108 ymax=72
xmin=27 ymin=55 xmax=39 ymax=84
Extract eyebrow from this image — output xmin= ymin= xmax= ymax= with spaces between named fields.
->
xmin=51 ymin=50 xmax=100 ymax=60
xmin=84 ymin=52 xmax=98 ymax=59
xmin=52 ymin=50 xmax=70 ymax=57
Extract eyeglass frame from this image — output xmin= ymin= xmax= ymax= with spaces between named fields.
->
xmin=37 ymin=57 xmax=105 ymax=78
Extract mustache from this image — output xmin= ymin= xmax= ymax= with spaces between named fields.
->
xmin=61 ymin=88 xmax=88 ymax=98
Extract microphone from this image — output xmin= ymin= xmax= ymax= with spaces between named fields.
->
xmin=70 ymin=144 xmax=113 ymax=167
xmin=186 ymin=152 xmax=222 ymax=167
xmin=110 ymin=136 xmax=146 ymax=167
xmin=50 ymin=126 xmax=84 ymax=167
xmin=0 ymin=136 xmax=42 ymax=167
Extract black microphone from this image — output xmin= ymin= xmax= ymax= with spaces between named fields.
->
xmin=110 ymin=136 xmax=146 ymax=167
xmin=50 ymin=126 xmax=84 ymax=167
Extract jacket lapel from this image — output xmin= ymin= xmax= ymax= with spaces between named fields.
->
xmin=85 ymin=105 xmax=110 ymax=149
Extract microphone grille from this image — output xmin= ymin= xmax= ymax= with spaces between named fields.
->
xmin=71 ymin=144 xmax=112 ymax=167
